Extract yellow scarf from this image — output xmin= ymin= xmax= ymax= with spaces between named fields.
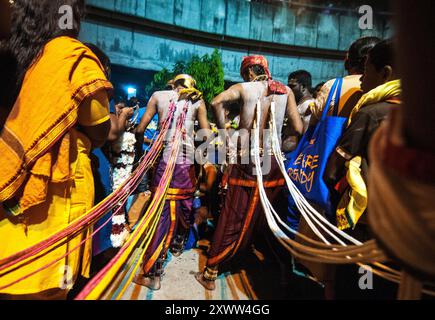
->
xmin=348 ymin=79 xmax=401 ymax=126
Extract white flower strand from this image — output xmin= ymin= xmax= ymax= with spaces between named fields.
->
xmin=111 ymin=132 xmax=137 ymax=191
xmin=110 ymin=131 xmax=137 ymax=248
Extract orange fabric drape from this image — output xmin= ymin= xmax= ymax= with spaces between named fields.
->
xmin=0 ymin=36 xmax=113 ymax=213
xmin=0 ymin=36 xmax=113 ymax=296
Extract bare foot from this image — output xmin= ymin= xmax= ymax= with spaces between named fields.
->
xmin=170 ymin=245 xmax=183 ymax=257
xmin=171 ymin=250 xmax=182 ymax=257
xmin=194 ymin=272 xmax=216 ymax=291
xmin=133 ymin=274 xmax=161 ymax=291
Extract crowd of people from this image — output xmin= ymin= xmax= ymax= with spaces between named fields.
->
xmin=0 ymin=0 xmax=434 ymax=300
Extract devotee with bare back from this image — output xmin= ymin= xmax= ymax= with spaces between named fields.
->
xmin=133 ymin=74 xmax=210 ymax=290
xmin=195 ymin=55 xmax=303 ymax=291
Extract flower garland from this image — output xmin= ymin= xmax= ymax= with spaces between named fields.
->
xmin=110 ymin=111 xmax=139 ymax=248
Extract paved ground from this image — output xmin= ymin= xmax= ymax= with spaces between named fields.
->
xmin=82 ymin=241 xmax=400 ymax=301
xmin=117 ymin=235 xmax=330 ymax=300
xmin=121 ymin=248 xmax=254 ymax=300
xmin=80 ymin=230 xmax=339 ymax=301
xmin=80 ymin=237 xmax=399 ymax=300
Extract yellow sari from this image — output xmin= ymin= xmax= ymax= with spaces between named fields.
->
xmin=0 ymin=36 xmax=112 ymax=295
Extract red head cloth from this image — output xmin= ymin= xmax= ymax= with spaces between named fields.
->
xmin=240 ymin=55 xmax=271 ymax=79
xmin=240 ymin=55 xmax=287 ymax=95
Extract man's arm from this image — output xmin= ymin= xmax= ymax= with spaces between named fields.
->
xmin=135 ymin=95 xmax=158 ymax=158
xmin=81 ymin=121 xmax=111 ymax=149
xmin=211 ymin=84 xmax=241 ymax=130
xmin=281 ymin=90 xmax=303 ymax=152
xmin=286 ymin=88 xmax=304 ymax=137
xmin=197 ymin=100 xmax=211 ymax=131
xmin=106 ymin=114 xmax=121 ymax=143
xmin=323 ymin=150 xmax=348 ymax=189
xmin=136 ymin=95 xmax=158 ymax=135
xmin=107 ymin=108 xmax=134 ymax=143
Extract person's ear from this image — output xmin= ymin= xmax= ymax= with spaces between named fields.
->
xmin=383 ymin=65 xmax=393 ymax=82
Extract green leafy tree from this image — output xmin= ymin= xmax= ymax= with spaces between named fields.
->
xmin=186 ymin=50 xmax=225 ymax=108
xmin=145 ymin=49 xmax=225 ymax=117
xmin=144 ymin=67 xmax=172 ymax=95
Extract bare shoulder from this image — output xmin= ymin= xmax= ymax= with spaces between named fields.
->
xmin=152 ymin=90 xmax=172 ymax=99
xmin=284 ymin=85 xmax=293 ymax=96
xmin=213 ymin=84 xmax=242 ymax=104
xmin=153 ymin=90 xmax=176 ymax=104
xmin=228 ymin=83 xmax=244 ymax=93
xmin=194 ymin=98 xmax=206 ymax=108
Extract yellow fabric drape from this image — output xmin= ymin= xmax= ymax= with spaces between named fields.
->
xmin=336 ymin=157 xmax=368 ymax=230
xmin=0 ymin=36 xmax=112 ymax=296
xmin=348 ymin=79 xmax=401 ymax=126
xmin=0 ymin=36 xmax=112 ymax=212
xmin=337 ymin=79 xmax=401 ymax=230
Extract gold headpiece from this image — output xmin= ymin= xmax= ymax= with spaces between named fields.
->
xmin=173 ymin=74 xmax=203 ymax=101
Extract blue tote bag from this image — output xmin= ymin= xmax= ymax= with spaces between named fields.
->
xmin=286 ymin=78 xmax=347 ymax=228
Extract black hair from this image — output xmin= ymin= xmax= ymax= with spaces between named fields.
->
xmin=312 ymin=82 xmax=325 ymax=97
xmin=252 ymin=64 xmax=266 ymax=76
xmin=114 ymin=96 xmax=126 ymax=105
xmin=288 ymin=70 xmax=312 ymax=90
xmin=128 ymin=97 xmax=139 ymax=108
xmin=84 ymin=42 xmax=111 ymax=79
xmin=368 ymin=39 xmax=395 ymax=71
xmin=314 ymin=82 xmax=325 ymax=90
xmin=0 ymin=0 xmax=12 ymax=40
xmin=251 ymin=64 xmax=266 ymax=77
xmin=174 ymin=78 xmax=188 ymax=89
xmin=347 ymin=36 xmax=381 ymax=73
xmin=0 ymin=44 xmax=18 ymax=112
xmin=243 ymin=64 xmax=266 ymax=79
xmin=8 ymin=0 xmax=85 ymax=87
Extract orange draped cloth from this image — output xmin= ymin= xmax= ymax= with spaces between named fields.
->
xmin=0 ymin=36 xmax=112 ymax=296
xmin=0 ymin=36 xmax=112 ymax=212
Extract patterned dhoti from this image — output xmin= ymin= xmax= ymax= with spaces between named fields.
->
xmin=142 ymin=160 xmax=196 ymax=275
xmin=204 ymin=158 xmax=285 ymax=280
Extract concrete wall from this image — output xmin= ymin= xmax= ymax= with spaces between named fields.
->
xmin=81 ymin=0 xmax=393 ymax=84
